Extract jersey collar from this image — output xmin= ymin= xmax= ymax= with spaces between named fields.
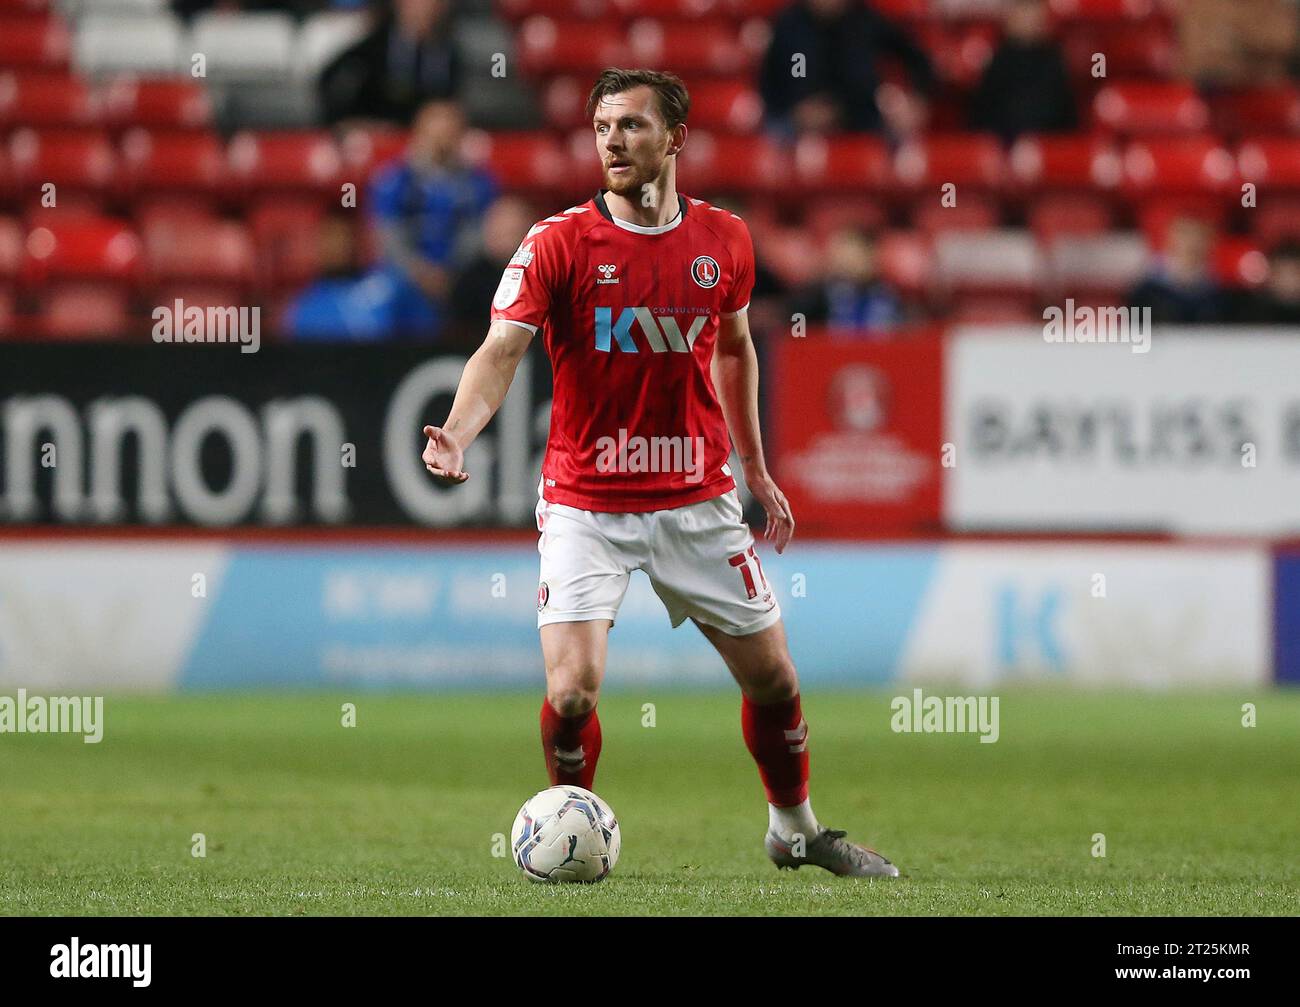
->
xmin=594 ymin=189 xmax=689 ymax=235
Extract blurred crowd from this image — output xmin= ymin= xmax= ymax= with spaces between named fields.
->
xmin=144 ymin=0 xmax=1300 ymax=345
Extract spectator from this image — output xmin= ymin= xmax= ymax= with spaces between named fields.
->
xmin=1128 ymin=217 xmax=1231 ymax=325
xmin=320 ymin=0 xmax=461 ymax=126
xmin=791 ymin=227 xmax=904 ymax=335
xmin=969 ymin=0 xmax=1076 ymax=143
xmin=1236 ymin=240 xmax=1300 ymax=324
xmin=445 ymin=195 xmax=536 ymax=350
xmin=287 ymin=99 xmax=496 ymax=341
xmin=758 ymin=0 xmax=935 ymax=137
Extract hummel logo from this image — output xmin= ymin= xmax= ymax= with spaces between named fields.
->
xmin=596 ymin=264 xmax=619 ymax=285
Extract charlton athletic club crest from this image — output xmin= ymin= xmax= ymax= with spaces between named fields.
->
xmin=537 ymin=582 xmax=549 ymax=611
xmin=691 ymin=255 xmax=720 ymax=289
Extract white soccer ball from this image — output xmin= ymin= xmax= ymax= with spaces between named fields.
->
xmin=510 ymin=785 xmax=621 ymax=883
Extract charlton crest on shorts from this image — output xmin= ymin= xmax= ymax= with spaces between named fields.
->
xmin=690 ymin=255 xmax=720 ymax=289
xmin=537 ymin=581 xmax=549 ymax=611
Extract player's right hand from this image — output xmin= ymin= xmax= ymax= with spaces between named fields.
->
xmin=422 ymin=425 xmax=469 ymax=484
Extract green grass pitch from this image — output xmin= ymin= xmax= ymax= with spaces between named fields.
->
xmin=2 ymin=689 xmax=1297 ymax=916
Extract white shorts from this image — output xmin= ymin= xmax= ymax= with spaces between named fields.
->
xmin=535 ymin=486 xmax=782 ymax=636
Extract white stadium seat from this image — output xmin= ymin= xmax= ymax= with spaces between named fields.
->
xmin=294 ymin=11 xmax=369 ymax=80
xmin=189 ymin=12 xmax=296 ymax=79
xmin=74 ymin=15 xmax=184 ymax=76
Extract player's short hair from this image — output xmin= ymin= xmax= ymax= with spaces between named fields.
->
xmin=586 ymin=68 xmax=691 ymax=130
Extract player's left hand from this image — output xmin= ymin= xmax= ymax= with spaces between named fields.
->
xmin=746 ymin=472 xmax=795 ymax=554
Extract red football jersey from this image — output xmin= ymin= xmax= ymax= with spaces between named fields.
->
xmin=490 ymin=190 xmax=755 ymax=512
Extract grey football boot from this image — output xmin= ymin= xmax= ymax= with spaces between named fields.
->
xmin=765 ymin=827 xmax=901 ymax=878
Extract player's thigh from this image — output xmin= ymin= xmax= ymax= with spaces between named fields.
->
xmin=645 ymin=489 xmax=782 ymax=637
xmin=537 ymin=500 xmax=636 ymax=630
xmin=540 ymin=619 xmax=612 ymax=714
xmin=692 ymin=617 xmax=798 ymax=703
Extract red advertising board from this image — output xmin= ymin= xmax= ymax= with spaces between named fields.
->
xmin=769 ymin=330 xmax=943 ymax=535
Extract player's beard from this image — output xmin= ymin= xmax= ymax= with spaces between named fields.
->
xmin=602 ymin=159 xmax=659 ymax=199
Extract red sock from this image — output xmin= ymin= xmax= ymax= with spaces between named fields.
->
xmin=742 ymin=693 xmax=810 ymax=806
xmin=540 ymin=698 xmax=602 ymax=790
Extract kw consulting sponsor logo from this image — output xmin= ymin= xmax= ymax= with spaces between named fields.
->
xmin=0 ymin=689 xmax=103 ymax=743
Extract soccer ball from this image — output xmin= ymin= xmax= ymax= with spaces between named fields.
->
xmin=510 ymin=785 xmax=621 ymax=883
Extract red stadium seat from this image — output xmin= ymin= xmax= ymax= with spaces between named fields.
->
xmin=803 ymin=196 xmax=887 ymax=242
xmin=120 ymin=129 xmax=226 ymax=197
xmin=918 ymin=23 xmax=998 ymax=87
xmin=0 ymin=71 xmax=96 ymax=128
xmin=1063 ymin=25 xmax=1175 ymax=79
xmin=913 ymin=193 xmax=1001 ymax=235
xmin=142 ymin=216 xmax=254 ymax=287
xmin=1008 ymin=133 xmax=1123 ymax=190
xmin=1093 ymin=82 xmax=1210 ymax=135
xmin=39 ymin=282 xmax=130 ymax=340
xmin=8 ymin=128 xmax=117 ymax=199
xmin=1135 ymin=195 xmax=1229 ymax=248
xmin=0 ymin=216 xmax=22 ymax=279
xmin=517 ymin=18 xmax=628 ymax=74
xmin=1238 ymin=138 xmax=1300 ymax=190
xmin=877 ymin=230 xmax=933 ymax=296
xmin=626 ymin=18 xmax=763 ymax=76
xmin=681 ymin=79 xmax=763 ymax=132
xmin=226 ymin=131 xmax=344 ymax=197
xmin=1211 ymin=88 xmax=1300 ymax=136
xmin=465 ymin=130 xmax=573 ymax=192
xmin=792 ymin=135 xmax=891 ymax=193
xmin=1122 ymin=136 xmax=1237 ymax=195
xmin=0 ymin=13 xmax=70 ymax=69
xmin=1247 ymin=196 xmax=1300 ymax=245
xmin=339 ymin=126 xmax=409 ymax=182
xmin=248 ymin=198 xmax=325 ymax=289
xmin=675 ymin=133 xmax=789 ymax=193
xmin=1027 ymin=193 xmax=1114 ymax=243
xmin=22 ymin=216 xmax=141 ymax=285
xmin=1048 ymin=0 xmax=1159 ymax=22
xmin=1214 ymin=237 xmax=1268 ymax=289
xmin=102 ymin=77 xmax=214 ymax=131
xmin=894 ymin=134 xmax=1006 ymax=191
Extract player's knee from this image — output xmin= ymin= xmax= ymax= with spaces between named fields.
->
xmin=746 ymin=658 xmax=799 ymax=703
xmin=546 ymin=678 xmax=600 ymax=717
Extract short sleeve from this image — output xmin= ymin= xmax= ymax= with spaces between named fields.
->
xmin=721 ymin=220 xmax=755 ymax=317
xmin=489 ymin=227 xmax=559 ymax=334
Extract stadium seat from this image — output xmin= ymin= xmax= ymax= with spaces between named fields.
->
xmin=188 ymin=11 xmax=295 ymax=79
xmin=0 ymin=12 xmax=70 ymax=69
xmin=1135 ymin=195 xmax=1229 ymax=248
xmin=1048 ymin=0 xmax=1159 ymax=22
xmin=894 ymin=134 xmax=1006 ymax=191
xmin=22 ymin=216 xmax=142 ymax=285
xmin=626 ymin=18 xmax=763 ymax=76
xmin=1027 ymin=193 xmax=1115 ymax=242
xmin=913 ymin=193 xmax=1001 ymax=235
xmin=248 ymin=198 xmax=325 ymax=289
xmin=803 ymin=196 xmax=887 ymax=242
xmin=120 ymin=128 xmax=226 ymax=197
xmin=1093 ymin=82 xmax=1210 ymax=135
xmin=918 ymin=22 xmax=998 ymax=87
xmin=948 ymin=293 xmax=1042 ymax=325
xmin=1122 ymin=136 xmax=1237 ymax=195
xmin=675 ymin=133 xmax=789 ymax=194
xmin=39 ymin=282 xmax=130 ymax=340
xmin=1008 ymin=133 xmax=1123 ymax=190
xmin=517 ymin=18 xmax=628 ymax=74
xmin=74 ymin=14 xmax=184 ymax=75
xmin=1064 ymin=25 xmax=1174 ymax=79
xmin=465 ymin=130 xmax=572 ymax=192
xmin=0 ymin=216 xmax=22 ymax=280
xmin=8 ymin=128 xmax=117 ymax=199
xmin=1211 ymin=87 xmax=1300 ymax=137
xmin=877 ymin=230 xmax=934 ymax=296
xmin=792 ymin=135 xmax=891 ymax=193
xmin=676 ymin=79 xmax=762 ymax=132
xmin=1238 ymin=138 xmax=1300 ymax=190
xmin=1247 ymin=197 xmax=1300 ymax=245
xmin=339 ymin=126 xmax=409 ymax=181
xmin=0 ymin=71 xmax=96 ymax=128
xmin=933 ymin=230 xmax=1042 ymax=294
xmin=102 ymin=77 xmax=214 ymax=131
xmin=141 ymin=216 xmax=254 ymax=286
xmin=1214 ymin=237 xmax=1268 ymax=288
xmin=226 ymin=130 xmax=344 ymax=197
xmin=0 ymin=286 xmax=13 ymax=339
xmin=1047 ymin=233 xmax=1149 ymax=300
